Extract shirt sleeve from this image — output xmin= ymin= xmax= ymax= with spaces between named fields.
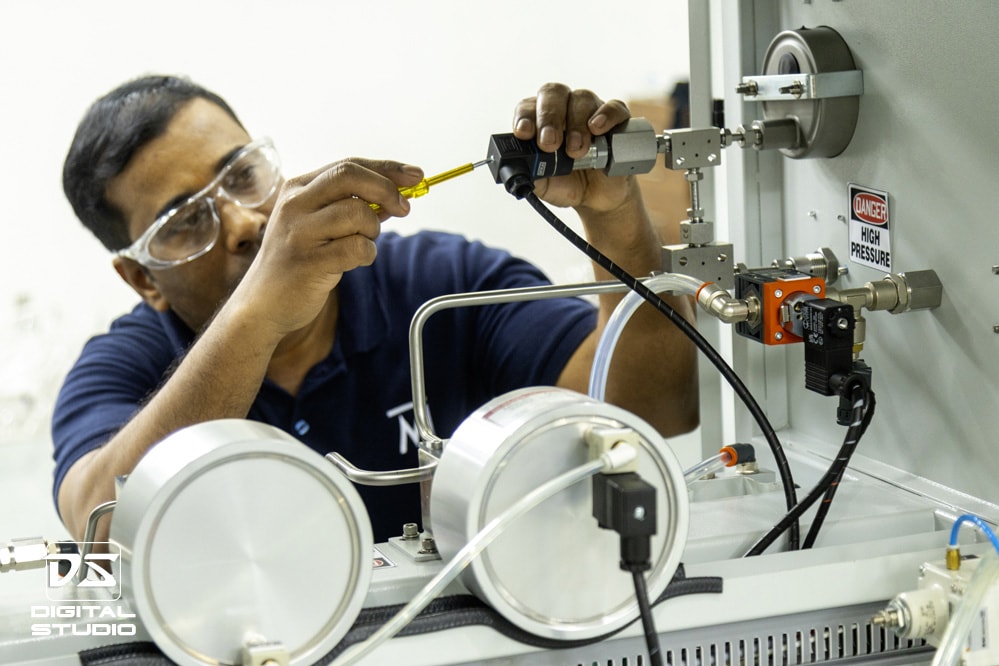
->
xmin=50 ymin=306 xmax=178 ymax=515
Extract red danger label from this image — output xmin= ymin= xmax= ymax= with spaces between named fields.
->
xmin=847 ymin=184 xmax=892 ymax=272
xmin=852 ymin=191 xmax=889 ymax=226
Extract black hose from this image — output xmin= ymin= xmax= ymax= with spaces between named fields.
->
xmin=78 ymin=641 xmax=171 ymax=665
xmin=745 ymin=383 xmax=875 ymax=556
xmin=801 ymin=384 xmax=877 ymax=549
xmin=76 ymin=572 xmax=723 ymax=665
xmin=319 ymin=566 xmax=722 ymax=661
xmin=802 ymin=467 xmax=846 ymax=549
xmin=522 ymin=190 xmax=801 ymax=550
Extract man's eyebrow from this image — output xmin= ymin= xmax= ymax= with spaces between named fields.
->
xmin=152 ymin=144 xmax=247 ymax=220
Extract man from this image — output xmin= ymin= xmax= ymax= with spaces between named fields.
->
xmin=55 ymin=76 xmax=698 ymax=543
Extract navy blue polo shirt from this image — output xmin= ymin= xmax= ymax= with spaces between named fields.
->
xmin=52 ymin=231 xmax=596 ymax=542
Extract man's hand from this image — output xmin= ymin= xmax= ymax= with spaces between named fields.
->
xmin=237 ymin=158 xmax=424 ymax=341
xmin=512 ymin=83 xmax=633 ymax=213
xmin=513 ymin=84 xmax=699 ymax=438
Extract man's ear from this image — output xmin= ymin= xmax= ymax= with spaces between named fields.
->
xmin=112 ymin=257 xmax=170 ymax=312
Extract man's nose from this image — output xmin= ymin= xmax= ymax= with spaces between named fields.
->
xmin=217 ymin=199 xmax=266 ymax=253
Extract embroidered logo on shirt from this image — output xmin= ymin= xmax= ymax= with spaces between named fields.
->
xmin=385 ymin=401 xmax=432 ymax=455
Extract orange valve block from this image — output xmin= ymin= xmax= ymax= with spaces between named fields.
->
xmin=734 ymin=269 xmax=826 ymax=345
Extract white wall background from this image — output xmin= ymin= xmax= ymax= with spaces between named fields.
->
xmin=0 ymin=1 xmax=689 ymax=533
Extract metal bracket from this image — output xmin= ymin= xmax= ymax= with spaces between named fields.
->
xmin=662 ymin=243 xmax=735 ymax=289
xmin=738 ymin=70 xmax=864 ymax=102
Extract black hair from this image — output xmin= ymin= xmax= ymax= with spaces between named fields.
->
xmin=62 ymin=75 xmax=245 ymax=251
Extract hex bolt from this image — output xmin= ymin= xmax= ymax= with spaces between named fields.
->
xmin=779 ymin=82 xmax=805 ymax=97
xmin=872 ymin=609 xmax=901 ymax=629
xmin=736 ymin=81 xmax=759 ymax=95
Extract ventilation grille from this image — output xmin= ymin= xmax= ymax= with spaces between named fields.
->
xmin=481 ymin=603 xmax=933 ymax=666
xmin=654 ymin=617 xmax=927 ymax=665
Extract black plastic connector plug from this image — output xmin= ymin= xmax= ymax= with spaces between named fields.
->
xmin=592 ymin=472 xmax=657 ymax=572
xmin=830 ymin=360 xmax=873 ymax=426
xmin=485 ymin=133 xmax=575 ymax=199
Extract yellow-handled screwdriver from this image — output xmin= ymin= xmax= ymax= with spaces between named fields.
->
xmin=369 ymin=158 xmax=491 ymax=212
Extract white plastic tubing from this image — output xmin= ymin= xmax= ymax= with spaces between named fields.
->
xmin=331 ymin=445 xmax=638 ymax=666
xmin=588 ymin=273 xmax=704 ymax=401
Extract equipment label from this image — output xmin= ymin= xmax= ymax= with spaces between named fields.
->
xmin=372 ymin=546 xmax=396 ymax=569
xmin=848 ymin=184 xmax=891 ymax=271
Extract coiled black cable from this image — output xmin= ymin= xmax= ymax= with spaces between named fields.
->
xmin=520 ymin=189 xmax=801 ymax=550
xmin=801 ymin=383 xmax=876 ymax=549
xmin=745 ymin=381 xmax=875 ymax=556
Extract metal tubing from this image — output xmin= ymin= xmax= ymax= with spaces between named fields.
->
xmin=326 ymin=451 xmax=437 ymax=486
xmin=409 ymin=280 xmax=639 ymax=447
xmin=76 ymin=500 xmax=116 ymax=583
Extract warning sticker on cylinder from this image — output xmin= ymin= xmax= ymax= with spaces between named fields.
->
xmin=372 ymin=546 xmax=395 ymax=569
xmin=481 ymin=387 xmax=567 ymax=427
xmin=848 ymin=183 xmax=891 ymax=272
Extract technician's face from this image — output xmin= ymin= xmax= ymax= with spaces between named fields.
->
xmin=106 ymin=98 xmax=276 ymax=332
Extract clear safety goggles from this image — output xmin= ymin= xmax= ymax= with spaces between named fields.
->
xmin=115 ymin=137 xmax=281 ymax=269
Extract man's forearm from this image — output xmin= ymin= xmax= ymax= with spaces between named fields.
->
xmin=576 ymin=184 xmax=699 ymax=435
xmin=57 ymin=301 xmax=279 ymax=540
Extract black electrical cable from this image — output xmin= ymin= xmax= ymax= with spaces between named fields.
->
xmin=802 ymin=467 xmax=847 ymax=549
xmin=744 ymin=383 xmax=876 ymax=556
xmin=801 ymin=384 xmax=877 ymax=549
xmin=632 ymin=570 xmax=664 ymax=666
xmin=520 ymin=189 xmax=801 ymax=550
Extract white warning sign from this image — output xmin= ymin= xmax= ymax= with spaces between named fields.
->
xmin=848 ymin=184 xmax=891 ymax=271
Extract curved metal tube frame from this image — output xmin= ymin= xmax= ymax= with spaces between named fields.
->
xmin=76 ymin=500 xmax=117 ymax=583
xmin=326 ymin=452 xmax=437 ymax=486
xmin=409 ymin=279 xmax=641 ymax=449
xmin=327 ymin=277 xmax=669 ymax=488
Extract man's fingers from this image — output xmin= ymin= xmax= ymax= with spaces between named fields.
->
xmin=510 ymin=85 xmax=631 ymax=159
xmin=284 ymin=159 xmax=420 ymax=217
